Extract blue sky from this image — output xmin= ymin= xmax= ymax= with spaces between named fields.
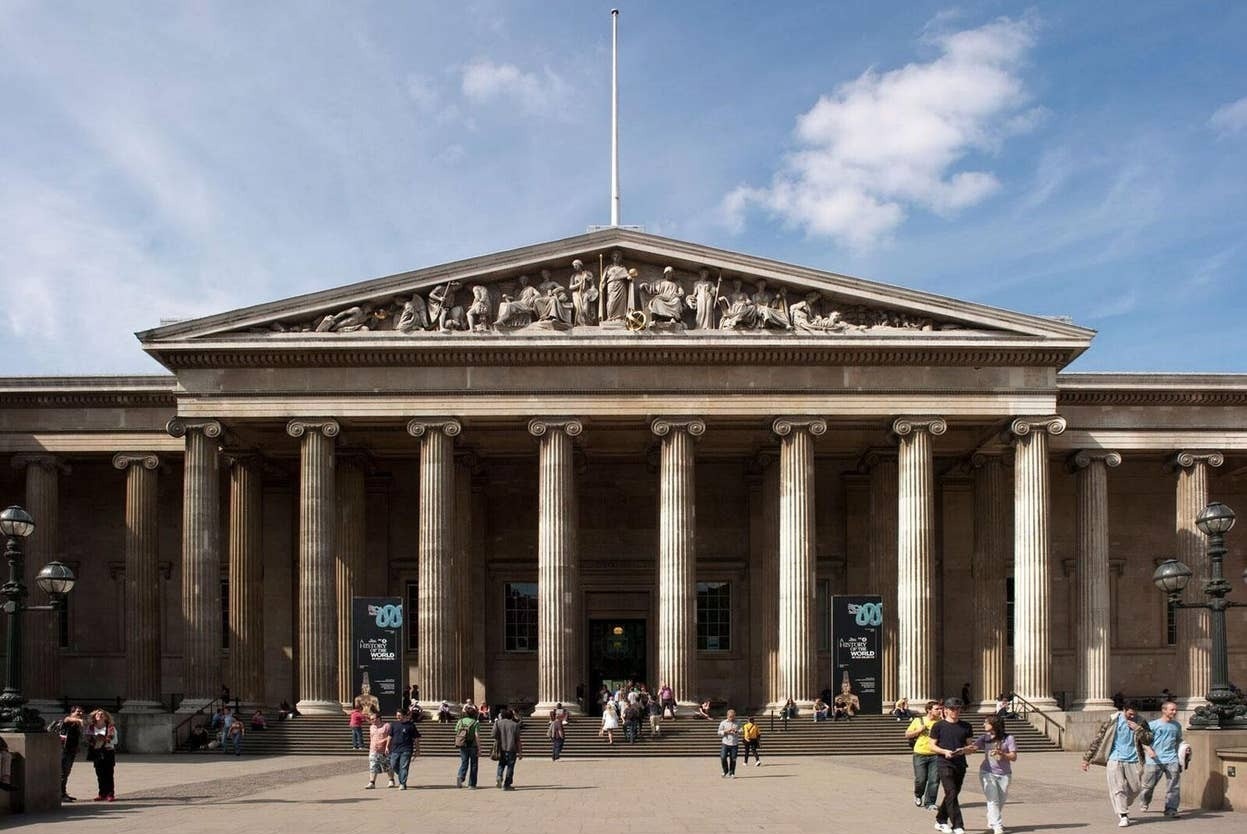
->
xmin=1 ymin=0 xmax=1245 ymax=374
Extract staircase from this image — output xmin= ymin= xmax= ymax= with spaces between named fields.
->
xmin=187 ymin=713 xmax=1061 ymax=758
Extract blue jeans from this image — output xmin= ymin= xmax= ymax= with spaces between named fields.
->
xmin=228 ymin=734 xmax=243 ymax=755
xmin=457 ymin=743 xmax=478 ymax=786
xmin=720 ymin=744 xmax=738 ymax=775
xmin=389 ymin=748 xmax=412 ymax=786
xmin=352 ymin=727 xmax=364 ymax=749
xmin=496 ymin=750 xmax=517 ymax=787
xmin=913 ymin=754 xmax=939 ymax=806
xmin=551 ymin=735 xmax=565 ymax=760
xmin=1141 ymin=761 xmax=1181 ymax=813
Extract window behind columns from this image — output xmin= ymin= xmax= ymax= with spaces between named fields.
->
xmin=696 ymin=581 xmax=731 ymax=651
xmin=504 ymin=582 xmax=538 ymax=652
xmin=1166 ymin=601 xmax=1177 ymax=646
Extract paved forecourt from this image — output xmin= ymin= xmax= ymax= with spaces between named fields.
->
xmin=7 ymin=752 xmax=1236 ymax=833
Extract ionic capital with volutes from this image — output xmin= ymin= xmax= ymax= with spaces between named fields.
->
xmin=651 ymin=418 xmax=705 ymax=438
xmin=286 ymin=419 xmax=341 ymax=439
xmin=772 ymin=417 xmax=827 ymax=437
xmin=1007 ymin=416 xmax=1066 ymax=440
xmin=892 ymin=417 xmax=947 ymax=438
xmin=528 ymin=418 xmax=583 ymax=438
xmin=407 ymin=418 xmax=462 ymax=438
xmin=166 ymin=418 xmax=223 ymax=439
xmin=112 ymin=452 xmax=161 ymax=471
xmin=1069 ymin=449 xmax=1122 ymax=471
xmin=1171 ymin=450 xmax=1224 ymax=470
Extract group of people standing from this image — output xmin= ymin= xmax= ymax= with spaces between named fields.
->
xmin=49 ymin=706 xmax=118 ymax=803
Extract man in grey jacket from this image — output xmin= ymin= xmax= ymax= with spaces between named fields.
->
xmin=492 ymin=707 xmax=523 ymax=790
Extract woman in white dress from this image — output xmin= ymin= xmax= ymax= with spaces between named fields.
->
xmin=599 ymin=699 xmax=620 ymax=745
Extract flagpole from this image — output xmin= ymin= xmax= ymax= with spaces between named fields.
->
xmin=610 ymin=8 xmax=620 ymax=227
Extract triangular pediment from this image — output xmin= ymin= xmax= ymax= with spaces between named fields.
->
xmin=138 ymin=229 xmax=1093 ymax=367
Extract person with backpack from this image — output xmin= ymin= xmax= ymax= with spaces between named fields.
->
xmin=741 ymin=715 xmax=762 ymax=766
xmin=905 ymin=700 xmax=943 ymax=810
xmin=454 ymin=705 xmax=481 ymax=788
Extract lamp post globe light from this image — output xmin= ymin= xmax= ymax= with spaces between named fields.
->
xmin=0 ymin=504 xmax=77 ymax=733
xmin=1152 ymin=501 xmax=1247 ymax=730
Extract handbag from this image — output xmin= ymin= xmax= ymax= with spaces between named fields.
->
xmin=86 ymin=746 xmax=101 ymax=762
xmin=488 ymin=742 xmax=500 ymax=761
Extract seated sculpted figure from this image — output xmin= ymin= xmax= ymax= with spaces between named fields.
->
xmin=496 ymin=276 xmax=540 ymax=328
xmin=790 ymin=292 xmax=848 ymax=333
xmin=316 ymin=302 xmax=376 ymax=332
xmin=717 ymin=280 xmax=758 ymax=330
xmin=395 ymin=294 xmax=430 ymax=332
xmin=641 ymin=266 xmax=686 ymax=323
xmin=752 ymin=279 xmax=792 ymax=330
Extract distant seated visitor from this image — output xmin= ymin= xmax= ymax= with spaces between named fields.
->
xmin=813 ymin=699 xmax=830 ymax=722
xmin=438 ymin=701 xmax=455 ymax=723
xmin=892 ymin=698 xmax=911 ymax=721
xmin=250 ymin=709 xmax=267 ymax=731
xmin=782 ymin=698 xmax=798 ymax=720
xmin=696 ymin=699 xmax=714 ymax=720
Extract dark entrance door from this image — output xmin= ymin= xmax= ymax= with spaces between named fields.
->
xmin=587 ymin=619 xmax=646 ymax=715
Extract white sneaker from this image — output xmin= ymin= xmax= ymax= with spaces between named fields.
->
xmin=754 ymin=761 xmax=761 ymax=767
xmin=1118 ymin=817 xmax=1130 ymax=827
xmin=954 ymin=828 xmax=966 ymax=834
xmin=1139 ymin=804 xmax=1149 ymax=813
xmin=935 ymin=824 xmax=952 ymax=834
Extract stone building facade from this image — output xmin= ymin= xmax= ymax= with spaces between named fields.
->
xmin=1 ymin=229 xmax=1243 ymax=746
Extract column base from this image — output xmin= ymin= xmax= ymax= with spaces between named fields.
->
xmin=766 ymin=699 xmax=815 ymax=714
xmin=119 ymin=699 xmax=166 ymax=714
xmin=532 ymin=702 xmax=584 ymax=718
xmin=1019 ymin=696 xmax=1059 ymax=711
xmin=295 ymin=699 xmax=343 ymax=715
xmin=1177 ymin=695 xmax=1208 ymax=711
xmin=976 ymin=700 xmax=999 ymax=714
xmin=1070 ymin=698 xmax=1116 ymax=712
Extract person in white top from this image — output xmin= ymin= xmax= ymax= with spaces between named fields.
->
xmin=718 ymin=709 xmax=741 ymax=778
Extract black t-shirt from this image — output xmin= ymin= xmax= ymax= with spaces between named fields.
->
xmin=63 ymin=720 xmax=83 ymax=755
xmin=389 ymin=720 xmax=418 ymax=751
xmin=929 ymin=719 xmax=974 ymax=768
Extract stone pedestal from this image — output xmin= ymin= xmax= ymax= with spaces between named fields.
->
xmin=894 ymin=417 xmax=945 ymax=705
xmin=114 ymin=452 xmax=164 ymax=713
xmin=771 ymin=417 xmax=824 ymax=708
xmin=1173 ymin=451 xmax=1223 ymax=710
xmin=0 ymin=732 xmax=61 ymax=815
xmin=167 ymin=418 xmax=223 ymax=712
xmin=1181 ymin=728 xmax=1247 ymax=811
xmin=1071 ymin=450 xmax=1120 ymax=711
xmin=653 ymin=418 xmax=704 ymax=709
xmin=971 ymin=452 xmax=1009 ymax=712
xmin=1010 ymin=416 xmax=1065 ymax=710
xmin=531 ymin=418 xmax=584 ymax=715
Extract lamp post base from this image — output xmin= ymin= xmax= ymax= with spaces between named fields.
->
xmin=0 ymin=704 xmax=44 ymax=734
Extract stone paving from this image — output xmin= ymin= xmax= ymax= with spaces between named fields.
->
xmin=6 ymin=751 xmax=1239 ymax=832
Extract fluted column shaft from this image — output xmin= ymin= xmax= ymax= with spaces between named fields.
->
xmin=531 ymin=419 xmax=583 ymax=713
xmin=1173 ymin=451 xmax=1223 ymax=708
xmin=653 ymin=419 xmax=703 ymax=707
xmin=972 ymin=453 xmax=1009 ymax=712
xmin=335 ymin=457 xmax=366 ymax=706
xmin=169 ymin=419 xmax=223 ymax=709
xmin=227 ymin=455 xmax=264 ymax=707
xmin=288 ymin=420 xmax=340 ymax=714
xmin=454 ymin=456 xmax=475 ymax=702
xmin=114 ymin=453 xmax=163 ymax=711
xmin=1010 ymin=416 xmax=1065 ymax=709
xmin=773 ymin=418 xmax=824 ymax=707
xmin=866 ymin=452 xmax=899 ymax=706
xmin=408 ymin=419 xmax=460 ymax=707
xmin=1071 ymin=450 xmax=1120 ymax=711
xmin=894 ymin=418 xmax=945 ymax=705
xmin=15 ymin=455 xmax=63 ymax=706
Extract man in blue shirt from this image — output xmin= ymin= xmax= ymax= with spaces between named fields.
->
xmin=1141 ymin=700 xmax=1183 ymax=818
xmin=1081 ymin=701 xmax=1153 ymax=827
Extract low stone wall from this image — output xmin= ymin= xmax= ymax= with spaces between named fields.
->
xmin=1181 ymin=728 xmax=1247 ymax=811
xmin=0 ymin=732 xmax=62 ymax=816
xmin=116 ymin=712 xmax=176 ymax=754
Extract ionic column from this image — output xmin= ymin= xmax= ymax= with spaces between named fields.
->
xmin=865 ymin=451 xmax=899 ymax=707
xmin=529 ymin=419 xmax=583 ymax=715
xmin=167 ymin=418 xmax=223 ymax=711
xmin=1070 ymin=449 xmax=1121 ymax=711
xmin=772 ymin=417 xmax=825 ymax=708
xmin=113 ymin=453 xmax=163 ymax=712
xmin=652 ymin=418 xmax=704 ymax=708
xmin=335 ymin=454 xmax=367 ymax=706
xmin=971 ymin=452 xmax=1010 ymax=713
xmin=12 ymin=454 xmax=66 ymax=711
xmin=893 ymin=417 xmax=946 ymax=705
xmin=226 ymin=454 xmax=264 ymax=707
xmin=1009 ymin=416 xmax=1066 ymax=710
xmin=454 ymin=454 xmax=476 ymax=703
xmin=407 ymin=419 xmax=460 ymax=708
xmin=287 ymin=419 xmax=340 ymax=714
xmin=1173 ymin=450 xmax=1224 ymax=709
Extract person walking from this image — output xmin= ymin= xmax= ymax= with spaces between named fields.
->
xmin=623 ymin=699 xmax=640 ymax=743
xmin=387 ymin=709 xmax=419 ymax=790
xmin=659 ymin=682 xmax=676 ymax=718
xmin=365 ymin=711 xmax=392 ymax=789
xmin=225 ymin=714 xmax=245 ymax=756
xmin=647 ymin=696 xmax=663 ymax=737
xmin=1140 ymin=699 xmax=1183 ymax=818
xmin=741 ymin=715 xmax=762 ymax=766
xmin=349 ymin=705 xmax=366 ymax=750
xmin=454 ymin=705 xmax=482 ymax=788
xmin=492 ymin=707 xmax=523 ymax=790
xmin=85 ymin=708 xmax=118 ymax=802
xmin=928 ymin=698 xmax=976 ymax=834
xmin=599 ymin=699 xmax=619 ymax=745
xmin=905 ymin=700 xmax=943 ymax=810
xmin=717 ymin=709 xmax=741 ymax=778
xmin=1080 ymin=700 xmax=1153 ymax=827
xmin=59 ymin=706 xmax=85 ymax=802
xmin=974 ymin=715 xmax=1017 ymax=834
xmin=547 ymin=704 xmax=568 ymax=761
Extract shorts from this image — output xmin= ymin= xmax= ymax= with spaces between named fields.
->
xmin=369 ymin=751 xmax=390 ymax=774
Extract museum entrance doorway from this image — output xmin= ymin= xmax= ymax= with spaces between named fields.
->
xmin=587 ymin=618 xmax=647 ymax=715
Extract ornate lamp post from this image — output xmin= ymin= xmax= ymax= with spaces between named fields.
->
xmin=1152 ymin=501 xmax=1247 ymax=729
xmin=0 ymin=505 xmax=77 ymax=732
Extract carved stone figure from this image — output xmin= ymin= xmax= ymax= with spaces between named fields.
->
xmin=641 ymin=266 xmax=686 ymax=323
xmin=466 ymin=285 xmax=492 ymax=332
xmin=316 ymin=302 xmax=376 ymax=332
xmin=568 ymin=259 xmax=599 ymax=326
xmin=427 ymin=281 xmax=466 ymax=332
xmin=790 ymin=292 xmax=848 ymax=333
xmin=534 ymin=269 xmax=573 ymax=325
xmin=602 ymin=250 xmax=631 ymax=321
xmin=718 ymin=280 xmax=757 ymax=330
xmin=496 ymin=275 xmax=538 ymax=328
xmin=686 ymin=269 xmax=718 ymax=330
xmin=395 ymin=294 xmax=430 ymax=332
xmin=752 ymin=279 xmax=792 ymax=330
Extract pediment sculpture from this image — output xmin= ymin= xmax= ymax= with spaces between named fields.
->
xmin=262 ymin=250 xmax=958 ymax=336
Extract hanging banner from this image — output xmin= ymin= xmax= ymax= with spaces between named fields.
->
xmin=831 ymin=595 xmax=883 ymax=715
xmin=352 ymin=596 xmax=404 ymax=716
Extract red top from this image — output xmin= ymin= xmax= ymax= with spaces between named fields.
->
xmin=349 ymin=709 xmax=366 ymax=727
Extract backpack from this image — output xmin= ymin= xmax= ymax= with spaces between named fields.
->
xmin=454 ymin=718 xmax=476 ymax=748
xmin=47 ymin=718 xmax=66 ymax=736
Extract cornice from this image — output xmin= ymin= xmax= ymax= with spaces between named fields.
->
xmin=1057 ymin=373 xmax=1247 ymax=407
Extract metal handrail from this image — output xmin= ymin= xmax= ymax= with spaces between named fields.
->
xmin=1010 ymin=694 xmax=1064 ymax=748
xmin=171 ymin=696 xmax=226 ymax=751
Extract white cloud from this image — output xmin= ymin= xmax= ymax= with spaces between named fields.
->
xmin=723 ymin=16 xmax=1038 ymax=249
xmin=1209 ymin=96 xmax=1247 ymax=136
xmin=460 ymin=59 xmax=569 ymax=115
